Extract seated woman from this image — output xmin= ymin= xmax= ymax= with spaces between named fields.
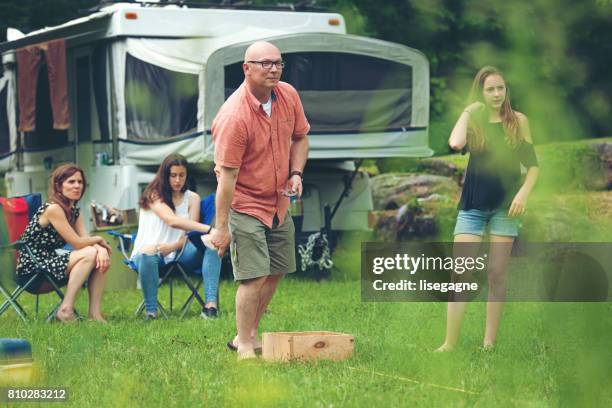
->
xmin=131 ymin=154 xmax=221 ymax=320
xmin=16 ymin=163 xmax=113 ymax=323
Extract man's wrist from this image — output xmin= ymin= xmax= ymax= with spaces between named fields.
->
xmin=290 ymin=170 xmax=303 ymax=179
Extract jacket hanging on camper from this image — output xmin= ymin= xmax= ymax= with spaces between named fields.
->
xmin=16 ymin=39 xmax=70 ymax=132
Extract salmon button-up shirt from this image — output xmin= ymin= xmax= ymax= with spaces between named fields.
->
xmin=212 ymin=81 xmax=310 ymax=228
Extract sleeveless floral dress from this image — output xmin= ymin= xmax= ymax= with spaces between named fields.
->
xmin=16 ymin=203 xmax=79 ymax=280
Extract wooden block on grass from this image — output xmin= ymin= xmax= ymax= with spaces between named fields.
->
xmin=262 ymin=331 xmax=354 ymax=362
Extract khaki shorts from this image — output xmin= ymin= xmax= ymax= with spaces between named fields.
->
xmin=229 ymin=209 xmax=296 ymax=281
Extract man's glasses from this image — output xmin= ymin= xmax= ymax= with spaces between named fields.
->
xmin=246 ymin=60 xmax=285 ymax=70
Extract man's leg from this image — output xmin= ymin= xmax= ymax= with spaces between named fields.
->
xmin=235 ymin=275 xmax=268 ymax=359
xmin=228 ymin=210 xmax=270 ymax=358
xmin=239 ymin=212 xmax=296 ymax=348
xmin=250 ymin=274 xmax=283 ymax=346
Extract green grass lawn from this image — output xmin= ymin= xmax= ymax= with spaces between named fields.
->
xmin=2 ymin=138 xmax=612 ymax=407
xmin=1 ymin=234 xmax=611 ymax=407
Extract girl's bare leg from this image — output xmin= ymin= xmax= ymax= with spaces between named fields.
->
xmin=436 ymin=233 xmax=483 ymax=352
xmin=483 ymin=235 xmax=514 ymax=348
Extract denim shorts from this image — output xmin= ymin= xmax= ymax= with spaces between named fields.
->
xmin=453 ymin=209 xmax=520 ymax=237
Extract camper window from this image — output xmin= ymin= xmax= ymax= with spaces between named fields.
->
xmin=224 ymin=52 xmax=413 ymax=134
xmin=125 ymin=54 xmax=198 ymax=141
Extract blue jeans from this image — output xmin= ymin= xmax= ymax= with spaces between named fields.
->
xmin=132 ymin=241 xmax=222 ymax=313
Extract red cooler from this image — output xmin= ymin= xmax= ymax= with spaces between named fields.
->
xmin=0 ymin=197 xmax=29 ymax=242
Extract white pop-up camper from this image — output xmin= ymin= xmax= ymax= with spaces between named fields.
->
xmin=0 ymin=1 xmax=431 ymax=247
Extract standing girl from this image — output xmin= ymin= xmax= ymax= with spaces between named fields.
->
xmin=437 ymin=66 xmax=539 ymax=351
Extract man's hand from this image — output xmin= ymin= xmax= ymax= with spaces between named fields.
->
xmin=211 ymin=225 xmax=232 ymax=257
xmin=286 ymin=174 xmax=303 ymax=197
xmin=95 ymin=246 xmax=111 ymax=273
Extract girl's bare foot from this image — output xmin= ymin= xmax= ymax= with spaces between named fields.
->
xmin=88 ymin=314 xmax=108 ymax=323
xmin=434 ymin=342 xmax=456 ymax=352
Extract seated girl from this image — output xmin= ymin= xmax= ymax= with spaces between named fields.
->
xmin=131 ymin=154 xmax=221 ymax=320
xmin=16 ymin=163 xmax=113 ymax=323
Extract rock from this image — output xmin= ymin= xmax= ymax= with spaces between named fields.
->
xmin=583 ymin=142 xmax=612 ymax=190
xmin=371 ymin=195 xmax=459 ymax=241
xmin=373 ymin=205 xmax=437 ymax=241
xmin=370 ymin=173 xmax=460 ymax=210
xmin=417 ymin=193 xmax=452 ymax=204
xmin=418 ymin=158 xmax=462 ymax=178
xmin=417 ymin=158 xmax=465 ymax=186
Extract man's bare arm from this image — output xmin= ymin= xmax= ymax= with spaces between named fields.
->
xmin=211 ymin=166 xmax=239 ymax=256
xmin=287 ymin=136 xmax=309 ymax=196
xmin=290 ymin=136 xmax=309 ymax=174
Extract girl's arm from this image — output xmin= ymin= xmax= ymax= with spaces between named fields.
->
xmin=508 ymin=113 xmax=540 ymax=217
xmin=158 ymin=192 xmax=205 ymax=256
xmin=448 ymin=102 xmax=484 ymax=151
xmin=149 ymin=196 xmax=212 ymax=234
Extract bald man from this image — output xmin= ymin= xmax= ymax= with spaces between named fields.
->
xmin=210 ymin=41 xmax=310 ymax=359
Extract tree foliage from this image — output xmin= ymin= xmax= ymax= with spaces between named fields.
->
xmin=348 ymin=0 xmax=612 ymax=152
xmin=1 ymin=0 xmax=610 ymax=153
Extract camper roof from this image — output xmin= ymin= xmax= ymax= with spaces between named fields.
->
xmin=0 ymin=2 xmax=345 ymax=53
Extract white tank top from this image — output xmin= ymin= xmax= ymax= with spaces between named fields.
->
xmin=131 ymin=190 xmax=192 ymax=262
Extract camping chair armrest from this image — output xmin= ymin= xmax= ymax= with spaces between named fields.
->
xmin=0 ymin=240 xmax=26 ymax=251
xmin=0 ymin=240 xmax=50 ymax=270
xmin=107 ymin=230 xmax=134 ymax=260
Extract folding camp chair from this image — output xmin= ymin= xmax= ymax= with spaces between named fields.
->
xmin=109 ymin=230 xmax=207 ymax=318
xmin=0 ymin=193 xmax=74 ymax=322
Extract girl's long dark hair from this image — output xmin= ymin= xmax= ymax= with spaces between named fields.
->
xmin=140 ymin=154 xmax=189 ymax=211
xmin=467 ymin=66 xmax=521 ymax=152
xmin=48 ymin=163 xmax=86 ymax=224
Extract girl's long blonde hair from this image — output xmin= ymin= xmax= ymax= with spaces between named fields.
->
xmin=467 ymin=66 xmax=521 ymax=152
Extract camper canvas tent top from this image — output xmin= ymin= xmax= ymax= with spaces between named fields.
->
xmin=0 ymin=1 xmax=431 ymax=233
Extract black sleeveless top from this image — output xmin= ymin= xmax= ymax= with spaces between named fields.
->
xmin=459 ymin=122 xmax=538 ymax=211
